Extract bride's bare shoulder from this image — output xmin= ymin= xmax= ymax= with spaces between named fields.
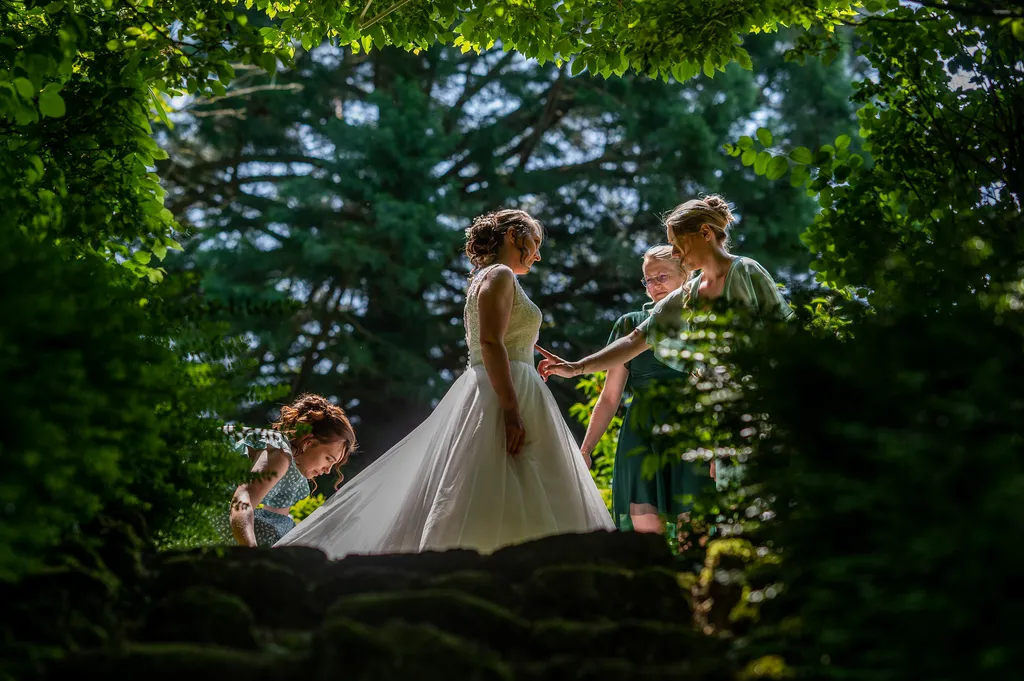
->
xmin=481 ymin=264 xmax=513 ymax=281
xmin=476 ymin=264 xmax=514 ymax=290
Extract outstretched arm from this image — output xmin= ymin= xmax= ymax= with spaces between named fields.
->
xmin=538 ymin=329 xmax=650 ymax=380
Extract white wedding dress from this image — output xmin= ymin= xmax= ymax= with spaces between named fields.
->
xmin=275 ymin=265 xmax=614 ymax=557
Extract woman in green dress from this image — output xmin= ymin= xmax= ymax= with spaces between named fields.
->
xmin=576 ymin=246 xmax=710 ymax=534
xmin=215 ymin=394 xmax=357 ymax=547
xmin=538 ymin=195 xmax=794 ymax=489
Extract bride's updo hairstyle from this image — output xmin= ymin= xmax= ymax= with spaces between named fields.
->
xmin=274 ymin=393 xmax=357 ymax=490
xmin=663 ymin=194 xmax=737 ymax=249
xmin=464 ymin=209 xmax=543 ymax=271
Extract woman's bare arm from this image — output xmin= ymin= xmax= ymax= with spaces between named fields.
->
xmin=229 ymin=449 xmax=291 ymax=547
xmin=539 ymin=329 xmax=650 ymax=380
xmin=476 ymin=266 xmax=526 ymax=456
xmin=578 ymin=363 xmax=629 ymax=465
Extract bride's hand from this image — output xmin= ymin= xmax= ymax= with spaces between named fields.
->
xmin=535 ymin=345 xmax=580 ymax=382
xmin=503 ymin=406 xmax=526 ymax=457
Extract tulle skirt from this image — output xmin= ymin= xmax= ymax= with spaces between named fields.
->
xmin=274 ymin=361 xmax=614 ymax=558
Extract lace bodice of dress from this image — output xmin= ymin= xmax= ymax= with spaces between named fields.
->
xmin=465 ymin=264 xmax=543 ymax=367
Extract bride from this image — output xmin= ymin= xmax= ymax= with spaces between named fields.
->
xmin=275 ymin=209 xmax=613 ymax=557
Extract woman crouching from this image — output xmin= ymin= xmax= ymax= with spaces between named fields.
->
xmin=221 ymin=394 xmax=356 ymax=547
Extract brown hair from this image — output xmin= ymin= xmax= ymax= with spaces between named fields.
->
xmin=464 ymin=209 xmax=542 ymax=271
xmin=642 ymin=244 xmax=687 ymax=275
xmin=274 ymin=393 xmax=357 ymax=491
xmin=663 ymin=195 xmax=736 ymax=248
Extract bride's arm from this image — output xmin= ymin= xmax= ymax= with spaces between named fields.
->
xmin=539 ymin=329 xmax=650 ymax=380
xmin=476 ymin=266 xmax=526 ymax=456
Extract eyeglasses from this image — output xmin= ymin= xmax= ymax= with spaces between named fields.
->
xmin=641 ymin=273 xmax=672 ymax=289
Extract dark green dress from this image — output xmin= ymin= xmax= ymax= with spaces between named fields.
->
xmin=608 ymin=308 xmax=714 ymax=531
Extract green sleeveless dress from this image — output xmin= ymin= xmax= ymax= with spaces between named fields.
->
xmin=608 ymin=308 xmax=714 ymax=531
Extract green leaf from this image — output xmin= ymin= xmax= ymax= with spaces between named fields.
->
xmin=702 ymin=60 xmax=715 ymax=78
xmin=38 ymin=89 xmax=66 ymax=118
xmin=766 ymin=155 xmax=789 ymax=181
xmin=152 ymin=244 xmax=168 ymax=261
xmin=756 ymin=127 xmax=773 ymax=147
xmin=754 ymin=150 xmax=771 ymax=175
xmin=150 ymin=88 xmax=173 ymax=130
xmin=790 ymin=165 xmax=811 ymax=188
xmin=789 ymin=146 xmax=813 ymax=164
xmin=735 ymin=47 xmax=752 ymax=71
xmin=741 ymin=148 xmax=756 ymax=167
xmin=1012 ymin=19 xmax=1024 ymax=41
xmin=13 ymin=77 xmax=34 ymax=100
xmin=818 ymin=187 xmax=833 ymax=208
xmin=835 ymin=134 xmax=851 ymax=150
xmin=260 ymin=52 xmax=277 ymax=74
xmin=570 ymin=58 xmax=585 ymax=77
xmin=133 ymin=250 xmax=153 ymax=265
xmin=738 ymin=136 xmax=754 ymax=150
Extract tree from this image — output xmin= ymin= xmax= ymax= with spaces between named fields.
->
xmin=160 ymin=32 xmax=856 ymax=461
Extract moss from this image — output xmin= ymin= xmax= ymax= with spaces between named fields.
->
xmin=518 ymin=565 xmax=691 ymax=623
xmin=487 ymin=531 xmax=673 ymax=575
xmin=528 ymin=619 xmax=719 ymax=662
xmin=427 ymin=570 xmax=518 ymax=610
xmin=150 ymin=556 xmax=310 ymax=627
xmin=520 ymin=657 xmax=732 ymax=681
xmin=324 ymin=589 xmax=527 ymax=653
xmin=314 ymin=618 xmax=512 ymax=681
xmin=313 ymin=567 xmax=424 ymax=617
xmin=42 ymin=643 xmax=303 ymax=681
xmin=142 ymin=585 xmax=258 ymax=650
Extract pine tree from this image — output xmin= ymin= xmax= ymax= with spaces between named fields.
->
xmin=162 ymin=35 xmax=856 ymax=462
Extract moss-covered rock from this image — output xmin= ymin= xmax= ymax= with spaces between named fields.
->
xmin=43 ymin=643 xmax=303 ymax=681
xmin=313 ymin=567 xmax=424 ymax=617
xmin=148 ymin=554 xmax=311 ymax=627
xmin=325 ymin=589 xmax=528 ymax=653
xmin=426 ymin=569 xmax=517 ymax=610
xmin=528 ymin=619 xmax=725 ymax=663
xmin=313 ymin=619 xmax=512 ymax=681
xmin=519 ymin=656 xmax=733 ymax=681
xmin=517 ymin=565 xmax=691 ymax=623
xmin=142 ymin=585 xmax=258 ymax=650
xmin=31 ymin=531 xmax=732 ymax=680
xmin=487 ymin=531 xmax=672 ymax=574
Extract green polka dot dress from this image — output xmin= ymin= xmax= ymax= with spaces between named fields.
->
xmin=214 ymin=425 xmax=311 ymax=546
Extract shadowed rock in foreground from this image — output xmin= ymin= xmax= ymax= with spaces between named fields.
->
xmin=41 ymin=531 xmax=733 ymax=680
